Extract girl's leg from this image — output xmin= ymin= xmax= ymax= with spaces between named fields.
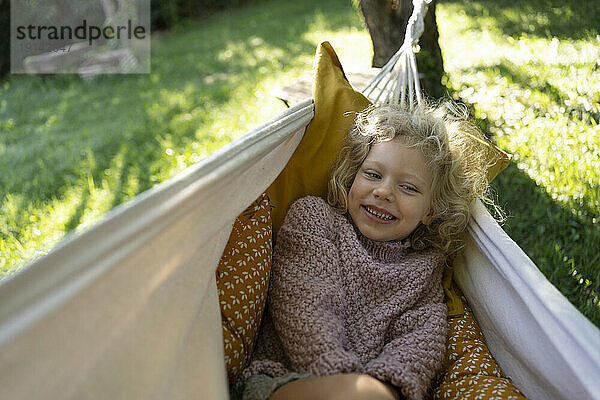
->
xmin=269 ymin=373 xmax=401 ymax=400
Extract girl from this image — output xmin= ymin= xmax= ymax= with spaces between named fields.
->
xmin=234 ymin=102 xmax=493 ymax=400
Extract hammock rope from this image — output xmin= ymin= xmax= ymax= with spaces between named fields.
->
xmin=362 ymin=0 xmax=432 ymax=108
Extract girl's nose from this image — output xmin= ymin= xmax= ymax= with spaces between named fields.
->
xmin=373 ymin=182 xmax=393 ymax=201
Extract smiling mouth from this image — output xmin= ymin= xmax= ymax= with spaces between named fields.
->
xmin=362 ymin=205 xmax=397 ymax=222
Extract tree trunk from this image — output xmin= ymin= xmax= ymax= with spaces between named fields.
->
xmin=358 ymin=0 xmax=444 ymax=98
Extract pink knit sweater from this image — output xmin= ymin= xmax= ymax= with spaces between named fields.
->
xmin=244 ymin=196 xmax=447 ymax=400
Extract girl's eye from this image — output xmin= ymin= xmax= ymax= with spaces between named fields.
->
xmin=365 ymin=171 xmax=381 ymax=179
xmin=400 ymin=184 xmax=418 ymax=193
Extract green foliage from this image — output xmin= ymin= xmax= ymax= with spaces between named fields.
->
xmin=416 ymin=48 xmax=444 ymax=98
xmin=438 ymin=0 xmax=600 ymax=326
xmin=443 ymin=0 xmax=599 ymax=41
xmin=152 ymin=0 xmax=181 ymax=29
xmin=151 ymin=0 xmax=270 ymax=30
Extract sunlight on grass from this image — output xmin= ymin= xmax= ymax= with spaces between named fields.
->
xmin=438 ymin=1 xmax=600 ymax=325
xmin=0 ymin=0 xmax=370 ymax=277
xmin=303 ymin=30 xmax=372 ymax=72
xmin=302 ymin=12 xmax=372 ymax=72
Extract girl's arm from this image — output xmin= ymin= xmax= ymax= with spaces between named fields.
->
xmin=363 ymin=286 xmax=447 ymax=400
xmin=269 ymin=197 xmax=362 ymax=376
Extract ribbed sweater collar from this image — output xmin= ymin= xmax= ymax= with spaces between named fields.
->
xmin=347 ymin=214 xmax=411 ymax=263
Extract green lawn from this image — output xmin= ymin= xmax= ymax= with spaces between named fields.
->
xmin=0 ymin=0 xmax=371 ymax=275
xmin=1 ymin=0 xmax=598 ymax=326
xmin=437 ymin=0 xmax=600 ymax=326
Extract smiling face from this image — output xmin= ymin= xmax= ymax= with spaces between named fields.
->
xmin=347 ymin=139 xmax=434 ymax=242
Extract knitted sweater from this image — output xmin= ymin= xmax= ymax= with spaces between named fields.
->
xmin=244 ymin=196 xmax=447 ymax=400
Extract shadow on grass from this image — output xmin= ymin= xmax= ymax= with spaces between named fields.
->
xmin=443 ymin=0 xmax=600 ymax=40
xmin=452 ymin=58 xmax=600 ymax=324
xmin=444 ymin=46 xmax=600 ymax=325
xmin=490 ymin=163 xmax=600 ymax=326
xmin=449 ymin=61 xmax=600 ymax=324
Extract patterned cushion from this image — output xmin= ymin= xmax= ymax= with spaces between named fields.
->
xmin=216 ymin=193 xmax=272 ymax=382
xmin=430 ymin=283 xmax=527 ymax=399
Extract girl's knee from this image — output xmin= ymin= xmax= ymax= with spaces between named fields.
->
xmin=271 ymin=374 xmax=399 ymax=400
xmin=339 ymin=374 xmax=400 ymax=400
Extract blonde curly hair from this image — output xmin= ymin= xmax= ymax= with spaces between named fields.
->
xmin=327 ymin=101 xmax=497 ymax=257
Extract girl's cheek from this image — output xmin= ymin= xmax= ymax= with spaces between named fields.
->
xmin=349 ymin=176 xmax=362 ymax=194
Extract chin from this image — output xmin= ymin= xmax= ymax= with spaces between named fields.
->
xmin=361 ymin=228 xmax=394 ymax=242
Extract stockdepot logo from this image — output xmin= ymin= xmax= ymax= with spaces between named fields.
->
xmin=11 ymin=0 xmax=150 ymax=75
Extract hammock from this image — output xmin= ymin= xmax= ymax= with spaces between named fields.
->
xmin=1 ymin=2 xmax=599 ymax=399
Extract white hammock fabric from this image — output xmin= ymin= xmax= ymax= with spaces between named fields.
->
xmin=1 ymin=1 xmax=599 ymax=399
xmin=0 ymin=98 xmax=314 ymax=400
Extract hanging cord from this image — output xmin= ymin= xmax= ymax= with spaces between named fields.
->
xmin=362 ymin=0 xmax=432 ymax=108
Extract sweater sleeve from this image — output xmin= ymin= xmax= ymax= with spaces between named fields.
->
xmin=269 ymin=196 xmax=362 ymax=376
xmin=363 ymin=264 xmax=447 ymax=400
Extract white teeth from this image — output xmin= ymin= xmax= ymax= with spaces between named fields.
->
xmin=365 ymin=206 xmax=395 ymax=220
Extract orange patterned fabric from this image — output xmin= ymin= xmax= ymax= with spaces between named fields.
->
xmin=430 ymin=283 xmax=527 ymax=399
xmin=216 ymin=193 xmax=272 ymax=383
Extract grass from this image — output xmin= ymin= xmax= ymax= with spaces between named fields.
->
xmin=1 ymin=0 xmax=599 ymax=327
xmin=437 ymin=0 xmax=600 ymax=326
xmin=0 ymin=0 xmax=371 ymax=276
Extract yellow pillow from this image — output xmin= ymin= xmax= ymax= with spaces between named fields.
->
xmin=216 ymin=193 xmax=272 ymax=382
xmin=431 ymin=283 xmax=527 ymax=399
xmin=266 ymin=41 xmax=371 ymax=234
